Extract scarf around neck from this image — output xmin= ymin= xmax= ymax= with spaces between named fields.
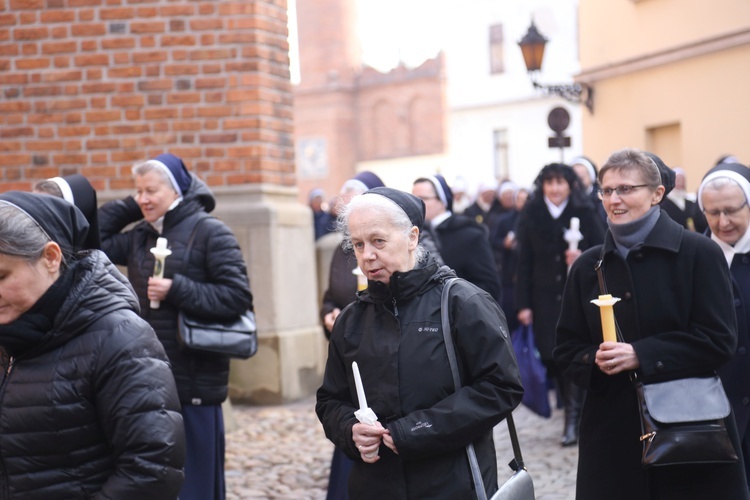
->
xmin=0 ymin=263 xmax=75 ymax=357
xmin=607 ymin=205 xmax=661 ymax=259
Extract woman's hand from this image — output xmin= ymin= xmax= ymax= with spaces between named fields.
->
xmin=565 ymin=248 xmax=582 ymax=267
xmin=595 ymin=341 xmax=640 ymax=375
xmin=517 ymin=308 xmax=533 ymax=326
xmin=147 ymin=277 xmax=173 ymax=302
xmin=352 ymin=421 xmax=388 ymax=463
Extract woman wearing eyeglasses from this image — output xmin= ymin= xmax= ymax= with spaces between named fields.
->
xmin=554 ymin=148 xmax=749 ymax=499
xmin=698 ymin=161 xmax=750 ymax=488
xmin=515 ymin=163 xmax=605 ymax=446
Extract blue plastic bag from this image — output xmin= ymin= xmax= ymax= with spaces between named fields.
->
xmin=511 ymin=324 xmax=551 ymax=418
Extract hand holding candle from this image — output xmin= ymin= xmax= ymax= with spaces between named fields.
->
xmin=352 ymin=267 xmax=367 ymax=291
xmin=149 ymin=237 xmax=172 ymax=309
xmin=352 ymin=361 xmax=379 ymax=458
xmin=591 ymin=294 xmax=621 ymax=342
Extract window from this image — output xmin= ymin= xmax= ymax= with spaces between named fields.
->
xmin=489 ymin=24 xmax=505 ymax=74
xmin=493 ymin=129 xmax=509 ymax=179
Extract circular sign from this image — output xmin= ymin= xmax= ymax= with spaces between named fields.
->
xmin=547 ymin=107 xmax=571 ymax=133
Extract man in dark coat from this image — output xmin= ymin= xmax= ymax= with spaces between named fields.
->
xmin=698 ymin=161 xmax=750 ymax=486
xmin=413 ymin=175 xmax=502 ymax=303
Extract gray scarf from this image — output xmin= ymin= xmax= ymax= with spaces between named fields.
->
xmin=607 ymin=206 xmax=660 ymax=259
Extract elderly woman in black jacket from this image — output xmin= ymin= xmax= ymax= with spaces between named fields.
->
xmin=554 ymin=148 xmax=749 ymax=499
xmin=316 ymin=187 xmax=523 ymax=499
xmin=99 ymin=153 xmax=253 ymax=500
xmin=0 ymin=191 xmax=185 ymax=499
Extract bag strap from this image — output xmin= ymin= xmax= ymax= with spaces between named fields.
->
xmin=180 ymin=215 xmax=211 ymax=276
xmin=594 ymin=245 xmax=625 ymax=343
xmin=440 ymin=278 xmax=526 ymax=500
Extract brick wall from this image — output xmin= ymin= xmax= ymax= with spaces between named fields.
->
xmin=0 ymin=0 xmax=294 ymax=194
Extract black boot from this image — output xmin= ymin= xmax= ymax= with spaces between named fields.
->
xmin=561 ymin=378 xmax=585 ymax=447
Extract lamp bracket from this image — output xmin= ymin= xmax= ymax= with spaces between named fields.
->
xmin=532 ymin=80 xmax=594 ymax=114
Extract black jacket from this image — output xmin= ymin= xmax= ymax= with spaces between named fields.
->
xmin=0 ymin=251 xmax=185 ymax=499
xmin=554 ymin=213 xmax=748 ymax=499
xmin=316 ymin=261 xmax=523 ymax=499
xmin=99 ymin=175 xmax=253 ymax=405
xmin=515 ymin=195 xmax=605 ymax=362
xmin=431 ymin=214 xmax=502 ymax=303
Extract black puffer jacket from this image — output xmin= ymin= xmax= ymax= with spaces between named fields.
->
xmin=0 ymin=251 xmax=185 ymax=499
xmin=316 ymin=261 xmax=523 ymax=499
xmin=99 ymin=175 xmax=253 ymax=405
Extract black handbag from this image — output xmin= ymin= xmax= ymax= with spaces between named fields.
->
xmin=595 ymin=253 xmax=738 ymax=468
xmin=175 ymin=216 xmax=257 ymax=359
xmin=634 ymin=374 xmax=737 ymax=467
xmin=441 ymin=278 xmax=535 ymax=500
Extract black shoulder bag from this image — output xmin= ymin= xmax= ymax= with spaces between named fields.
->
xmin=176 ymin=216 xmax=258 ymax=359
xmin=594 ymin=252 xmax=737 ymax=467
xmin=441 ymin=278 xmax=535 ymax=500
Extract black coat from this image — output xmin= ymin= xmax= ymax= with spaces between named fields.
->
xmin=320 ymin=245 xmax=359 ymax=339
xmin=515 ymin=195 xmax=605 ymax=363
xmin=431 ymin=214 xmax=502 ymax=303
xmin=316 ymin=262 xmax=523 ymax=499
xmin=99 ymin=175 xmax=253 ymax=405
xmin=554 ymin=213 xmax=749 ymax=500
xmin=720 ymin=251 xmax=750 ymax=442
xmin=0 ymin=252 xmax=185 ymax=499
xmin=661 ymin=197 xmax=708 ymax=233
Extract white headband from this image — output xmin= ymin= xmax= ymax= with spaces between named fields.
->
xmin=148 ymin=160 xmax=183 ymax=195
xmin=697 ymin=170 xmax=750 ymax=211
xmin=425 ymin=175 xmax=448 ymax=207
xmin=48 ymin=177 xmax=75 ymax=204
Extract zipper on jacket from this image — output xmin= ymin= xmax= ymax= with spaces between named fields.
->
xmin=392 ymin=298 xmax=399 ymax=318
xmin=0 ymin=356 xmax=14 ymax=498
xmin=2 ymin=357 xmax=14 ymax=386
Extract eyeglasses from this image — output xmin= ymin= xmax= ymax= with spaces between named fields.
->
xmin=597 ymin=185 xmax=649 ymax=199
xmin=703 ymin=201 xmax=749 ymax=218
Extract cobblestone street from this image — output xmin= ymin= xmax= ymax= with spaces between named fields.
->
xmin=225 ymin=397 xmax=578 ymax=499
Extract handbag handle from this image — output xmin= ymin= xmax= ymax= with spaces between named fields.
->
xmin=441 ymin=278 xmax=526 ymax=500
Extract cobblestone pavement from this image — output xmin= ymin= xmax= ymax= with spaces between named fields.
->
xmin=225 ymin=397 xmax=578 ymax=499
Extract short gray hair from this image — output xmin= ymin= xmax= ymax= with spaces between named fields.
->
xmin=133 ymin=160 xmax=176 ymax=192
xmin=0 ymin=204 xmax=50 ymax=263
xmin=599 ymin=148 xmax=661 ymax=187
xmin=337 ymin=193 xmax=426 ymax=263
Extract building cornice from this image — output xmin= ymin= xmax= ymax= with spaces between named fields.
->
xmin=577 ymin=27 xmax=750 ymax=83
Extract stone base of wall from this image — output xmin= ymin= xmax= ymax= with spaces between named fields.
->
xmin=211 ymin=184 xmax=327 ymax=405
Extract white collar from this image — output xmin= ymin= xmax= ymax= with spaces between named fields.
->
xmin=431 ymin=211 xmax=452 ymax=229
xmin=544 ymin=196 xmax=568 ymax=219
xmin=712 ymin=228 xmax=750 ymax=267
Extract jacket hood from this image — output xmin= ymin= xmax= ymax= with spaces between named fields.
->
xmin=38 ymin=251 xmax=141 ymax=353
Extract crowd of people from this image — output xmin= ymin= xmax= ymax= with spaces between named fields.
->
xmin=2 ymin=148 xmax=750 ymax=499
xmin=313 ymin=152 xmax=750 ymax=499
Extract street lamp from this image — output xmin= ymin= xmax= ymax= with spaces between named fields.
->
xmin=518 ymin=20 xmax=594 ymax=113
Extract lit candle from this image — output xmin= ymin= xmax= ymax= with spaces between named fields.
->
xmin=591 ymin=294 xmax=621 ymax=342
xmin=149 ymin=237 xmax=172 ymax=309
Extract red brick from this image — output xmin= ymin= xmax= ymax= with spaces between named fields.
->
xmin=63 ymin=139 xmax=82 ymax=150
xmin=14 ymin=27 xmax=48 ymax=40
xmin=198 ymin=4 xmax=214 ymax=15
xmin=51 ymin=26 xmax=67 ymax=38
xmin=86 ymin=138 xmax=119 ymax=149
xmin=173 ymin=121 xmax=201 ymax=132
xmin=81 ymin=166 xmax=117 ymax=177
xmin=49 ymin=99 xmax=86 ymax=110
xmin=86 ymin=68 xmax=103 ymax=80
xmin=135 ymin=6 xmax=157 ymax=17
xmin=189 ymin=48 xmax=232 ymax=61
xmin=189 ymin=19 xmax=223 ymax=31
xmin=42 ymin=41 xmax=76 ymax=54
xmin=58 ymin=125 xmax=92 ymax=137
xmin=111 ymin=150 xmax=145 ymax=163
xmin=200 ymin=133 xmax=238 ymax=144
xmin=160 ymin=5 xmax=192 ymax=16
xmin=195 ymin=77 xmax=225 ymax=89
xmin=143 ymin=108 xmax=178 ymax=119
xmin=85 ymin=110 xmax=120 ymax=122
xmin=82 ymin=82 xmax=116 ymax=93
xmin=0 ymin=154 xmax=31 ymax=166
xmin=197 ymin=106 xmax=233 ymax=118
xmin=53 ymin=55 xmax=70 ymax=68
xmin=161 ymin=35 xmax=195 ymax=46
xmin=111 ymin=95 xmax=143 ymax=107
xmin=112 ymin=52 xmax=129 ymax=64
xmin=112 ymin=123 xmax=150 ymax=134
xmin=124 ymin=109 xmax=141 ymax=120
xmin=137 ymin=79 xmax=171 ymax=91
xmin=10 ymin=0 xmax=43 ymax=9
xmin=27 ymin=140 xmax=64 ymax=151
xmin=99 ymin=7 xmax=134 ymax=19
xmin=0 ymin=14 xmax=16 ymax=26
xmin=101 ymin=37 xmax=135 ymax=50
xmin=164 ymin=64 xmax=198 ymax=76
xmin=74 ymin=54 xmax=108 ymax=66
xmin=0 ymin=44 xmax=18 ymax=56
xmin=42 ymin=69 xmax=81 ymax=82
xmin=0 ymin=141 xmax=21 ymax=151
xmin=52 ymin=153 xmax=87 ymax=165
xmin=81 ymin=40 xmax=97 ymax=51
xmin=107 ymin=66 xmax=141 ymax=78
xmin=40 ymin=10 xmax=75 ymax=23
xmin=130 ymin=21 xmax=164 ymax=33
xmin=132 ymin=51 xmax=166 ymax=63
xmin=90 ymin=96 xmax=106 ymax=108
xmin=68 ymin=0 xmax=101 ymax=6
xmin=70 ymin=24 xmax=106 ymax=36
xmin=79 ymin=9 xmax=95 ymax=22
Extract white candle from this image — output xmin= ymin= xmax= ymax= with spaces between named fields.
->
xmin=149 ymin=237 xmax=172 ymax=309
xmin=564 ymin=217 xmax=583 ymax=252
xmin=352 ymin=361 xmax=368 ymax=410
